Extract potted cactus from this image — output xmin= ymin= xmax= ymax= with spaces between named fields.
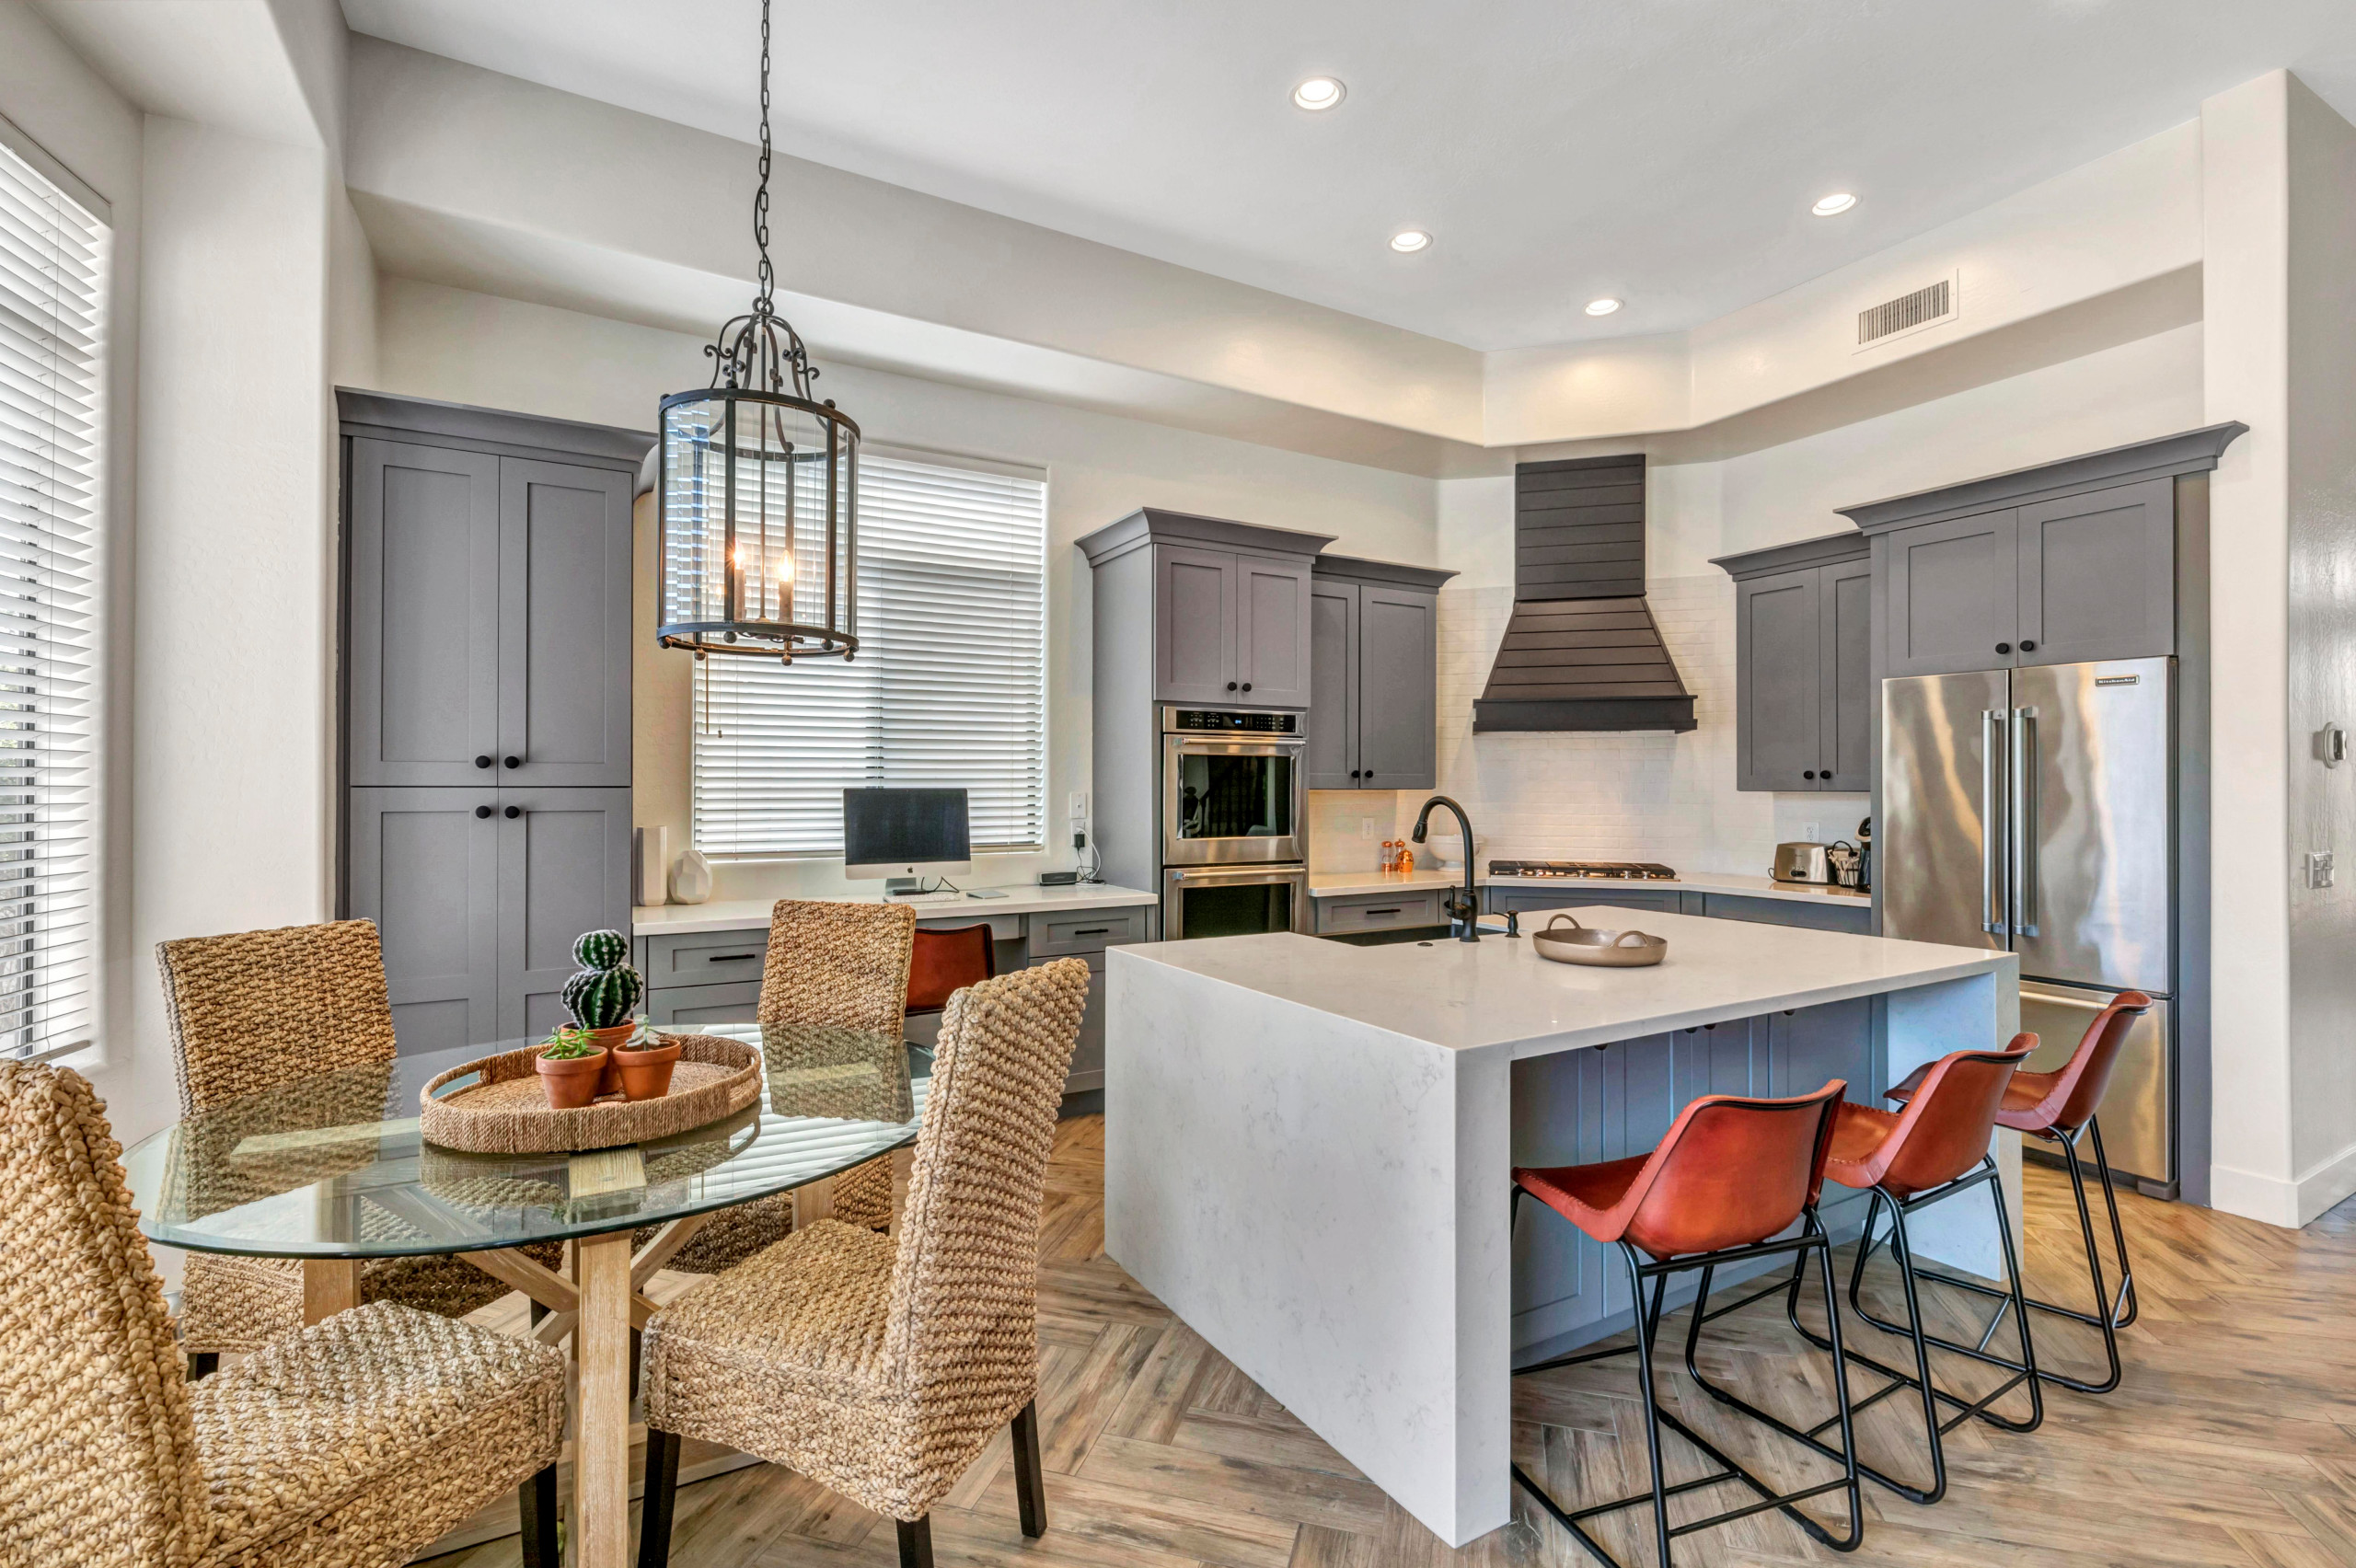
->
xmin=563 ymin=929 xmax=644 ymax=1098
xmin=535 ymin=1023 xmax=610 ymax=1110
xmin=613 ymin=1018 xmax=683 ymax=1101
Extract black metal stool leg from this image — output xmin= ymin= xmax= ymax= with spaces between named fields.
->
xmin=2087 ymin=1117 xmax=2139 ymax=1328
xmin=638 ymin=1426 xmax=681 ymax=1568
xmin=519 ymin=1463 xmax=560 ymax=1568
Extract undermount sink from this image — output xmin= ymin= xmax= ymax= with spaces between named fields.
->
xmin=1317 ymin=924 xmax=1458 ymax=947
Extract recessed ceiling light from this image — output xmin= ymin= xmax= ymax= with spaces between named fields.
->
xmin=1811 ymin=192 xmax=1858 ymax=217
xmin=1585 ymin=297 xmax=1622 ymax=317
xmin=1292 ymin=76 xmax=1346 ymax=111
xmin=1390 ymin=229 xmax=1432 ymax=253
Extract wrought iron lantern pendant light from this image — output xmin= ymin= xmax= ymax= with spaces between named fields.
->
xmin=656 ymin=0 xmax=859 ymax=663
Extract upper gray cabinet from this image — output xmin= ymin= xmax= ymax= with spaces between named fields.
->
xmin=1308 ymin=556 xmax=1454 ymax=791
xmin=1838 ymin=423 xmax=2250 ymax=679
xmin=344 ymin=402 xmax=636 ymax=789
xmin=1715 ymin=534 xmax=1869 ymax=792
xmin=1080 ymin=508 xmax=1333 ymax=711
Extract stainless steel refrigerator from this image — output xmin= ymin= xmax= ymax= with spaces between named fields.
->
xmin=1880 ymin=656 xmax=2176 ymax=1193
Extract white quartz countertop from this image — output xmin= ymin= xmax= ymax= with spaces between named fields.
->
xmin=1114 ymin=904 xmax=2007 ymax=1058
xmin=1307 ymin=868 xmax=1870 ymax=907
xmin=633 ymin=882 xmax=1158 ymax=936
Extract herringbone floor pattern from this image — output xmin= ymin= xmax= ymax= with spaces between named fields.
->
xmin=425 ymin=1116 xmax=2356 ymax=1567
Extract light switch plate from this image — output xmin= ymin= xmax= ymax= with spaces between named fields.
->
xmin=1801 ymin=821 xmax=1821 ymax=842
xmin=1068 ymin=791 xmax=1088 ymax=823
xmin=2309 ymin=850 xmax=2335 ymax=889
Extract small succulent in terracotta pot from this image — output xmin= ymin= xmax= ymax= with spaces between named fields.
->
xmin=536 ymin=1023 xmax=611 ymax=1110
xmin=613 ymin=1018 xmax=682 ymax=1101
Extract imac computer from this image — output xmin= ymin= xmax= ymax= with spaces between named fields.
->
xmin=843 ymin=788 xmax=973 ymax=893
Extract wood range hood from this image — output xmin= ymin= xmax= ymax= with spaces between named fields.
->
xmin=1472 ymin=454 xmax=1696 ymax=733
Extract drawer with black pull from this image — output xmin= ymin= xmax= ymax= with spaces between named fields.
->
xmin=1315 ymin=891 xmax=1443 ymax=934
xmin=1026 ymin=905 xmax=1153 ymax=957
xmin=642 ymin=929 xmax=769 ymax=989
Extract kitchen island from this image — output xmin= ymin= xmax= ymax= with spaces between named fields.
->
xmin=1104 ymin=905 xmax=2017 ymax=1548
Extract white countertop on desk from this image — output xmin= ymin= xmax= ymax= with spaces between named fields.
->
xmin=1114 ymin=905 xmax=2002 ymax=1058
xmin=633 ymin=882 xmax=1158 ymax=937
xmin=1306 ymin=868 xmax=1871 ymax=908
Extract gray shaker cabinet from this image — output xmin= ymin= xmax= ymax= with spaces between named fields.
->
xmin=499 ymin=787 xmax=637 ymax=1041
xmin=1153 ymin=544 xmax=1241 ymax=706
xmin=346 ymin=440 xmax=502 ymax=787
xmin=2016 ymin=478 xmax=2175 ymax=667
xmin=499 ymin=459 xmax=634 ymax=787
xmin=1306 ymin=555 xmax=1453 ymax=792
xmin=347 ymin=787 xmax=501 ymax=1055
xmin=1235 ymin=555 xmax=1313 ymax=707
xmin=1883 ymin=508 xmax=2021 ymax=677
xmin=1715 ymin=534 xmax=1870 ymax=792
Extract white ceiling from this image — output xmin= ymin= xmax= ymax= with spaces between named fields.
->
xmin=340 ymin=0 xmax=2356 ymax=353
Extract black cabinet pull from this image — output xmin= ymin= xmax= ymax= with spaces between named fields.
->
xmin=1226 ymin=681 xmax=1238 ymax=691
xmin=1362 ymin=771 xmax=1372 ymax=779
xmin=1995 ymin=642 xmax=2012 ymax=655
xmin=1349 ymin=769 xmax=1361 ymax=779
xmin=2020 ymin=639 xmax=2038 ymax=652
xmin=1365 ymin=906 xmax=1403 ymax=916
xmin=474 ymin=755 xmax=492 ymax=769
xmin=1073 ymin=927 xmax=1110 ymax=936
xmin=503 ymin=755 xmax=522 ymax=768
xmin=474 ymin=805 xmax=492 ymax=819
xmin=703 ymin=952 xmax=758 ymax=963
xmin=503 ymin=805 xmax=523 ymax=819
xmin=1803 ymin=769 xmax=1816 ymax=780
xmin=1242 ymin=682 xmax=1253 ymax=692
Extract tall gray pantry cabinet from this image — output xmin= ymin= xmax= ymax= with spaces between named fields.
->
xmin=338 ymin=392 xmax=645 ymax=1053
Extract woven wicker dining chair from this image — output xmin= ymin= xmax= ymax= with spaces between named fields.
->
xmin=158 ymin=920 xmax=561 ymax=1378
xmin=653 ymin=899 xmax=919 ymax=1276
xmin=0 ymin=1059 xmax=570 ymax=1568
xmin=637 ymin=958 xmax=1090 ymax=1568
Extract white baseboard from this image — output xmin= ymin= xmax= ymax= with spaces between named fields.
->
xmin=2208 ymin=1142 xmax=2356 ymax=1228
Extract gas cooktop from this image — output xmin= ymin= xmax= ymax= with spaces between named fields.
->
xmin=1488 ymin=859 xmax=1679 ymax=882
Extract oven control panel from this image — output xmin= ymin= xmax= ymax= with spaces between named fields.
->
xmin=1166 ymin=709 xmax=1299 ymax=735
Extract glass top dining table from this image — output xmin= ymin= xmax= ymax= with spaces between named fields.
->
xmin=121 ymin=1021 xmax=930 ymax=1260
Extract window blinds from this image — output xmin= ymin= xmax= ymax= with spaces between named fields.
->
xmin=692 ymin=452 xmax=1047 ymax=858
xmin=0 ymin=140 xmax=103 ymax=1059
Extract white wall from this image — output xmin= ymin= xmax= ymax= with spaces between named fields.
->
xmin=370 ymin=279 xmax=1440 ymax=903
xmin=1429 ymin=323 xmax=2205 ymax=879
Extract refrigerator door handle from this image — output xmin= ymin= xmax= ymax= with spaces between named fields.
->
xmin=2011 ymin=706 xmax=2038 ymax=938
xmin=1982 ymin=708 xmax=2007 ymax=935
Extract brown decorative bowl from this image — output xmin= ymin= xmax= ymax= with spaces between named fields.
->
xmin=615 ymin=1036 xmax=683 ymax=1101
xmin=1531 ymin=913 xmax=1669 ymax=968
xmin=535 ymin=1046 xmax=611 ymax=1109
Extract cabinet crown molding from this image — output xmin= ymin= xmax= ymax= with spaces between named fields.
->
xmin=1835 ymin=422 xmax=2248 ymax=535
xmin=1710 ymin=530 xmax=1867 ymax=582
xmin=337 ymin=388 xmax=655 ymax=468
xmin=1311 ymin=553 xmax=1458 ymax=591
xmin=1076 ymin=507 xmax=1335 ymax=566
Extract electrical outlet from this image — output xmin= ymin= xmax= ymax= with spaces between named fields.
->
xmin=1361 ymin=818 xmax=1378 ymax=839
xmin=1068 ymin=791 xmax=1088 ymax=823
xmin=2308 ymin=850 xmax=2335 ymax=889
xmin=1801 ymin=821 xmax=1821 ymax=842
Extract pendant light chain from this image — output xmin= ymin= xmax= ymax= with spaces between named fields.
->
xmin=706 ymin=0 xmax=817 ymax=401
xmin=752 ymin=0 xmax=774 ymax=343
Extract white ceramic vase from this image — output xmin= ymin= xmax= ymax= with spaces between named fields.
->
xmin=668 ymin=847 xmax=713 ymax=905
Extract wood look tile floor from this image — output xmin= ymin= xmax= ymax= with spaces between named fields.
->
xmin=423 ymin=1118 xmax=2356 ymax=1568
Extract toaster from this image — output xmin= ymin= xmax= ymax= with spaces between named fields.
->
xmin=1773 ymin=842 xmax=1832 ymax=883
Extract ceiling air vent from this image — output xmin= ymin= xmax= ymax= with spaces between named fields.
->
xmin=1855 ymin=273 xmax=1957 ymax=351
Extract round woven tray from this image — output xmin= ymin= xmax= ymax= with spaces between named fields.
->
xmin=418 ymin=1034 xmax=763 ymax=1155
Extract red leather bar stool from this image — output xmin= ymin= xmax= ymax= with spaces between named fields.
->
xmin=907 ymin=922 xmax=996 ymax=1019
xmin=1509 ymin=1081 xmax=1862 ymax=1568
xmin=1786 ymin=1038 xmax=2041 ymax=1507
xmin=1880 ymin=991 xmax=2152 ymax=1393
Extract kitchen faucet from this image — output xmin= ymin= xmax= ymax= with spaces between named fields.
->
xmin=1411 ymin=795 xmax=1485 ymax=942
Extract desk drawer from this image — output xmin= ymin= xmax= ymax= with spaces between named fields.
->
xmin=1028 ymin=905 xmax=1151 ymax=956
xmin=643 ymin=929 xmax=768 ymax=988
xmin=645 ymin=980 xmax=761 ymax=1027
xmin=1317 ymin=891 xmax=1442 ymax=933
xmin=917 ymin=910 xmax=1024 ymax=943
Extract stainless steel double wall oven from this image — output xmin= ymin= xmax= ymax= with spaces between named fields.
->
xmin=1159 ymin=708 xmax=1310 ymax=940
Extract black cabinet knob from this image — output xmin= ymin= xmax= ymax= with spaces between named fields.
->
xmin=2020 ymin=639 xmax=2037 ymax=652
xmin=474 ymin=755 xmax=492 ymax=769
xmin=1242 ymin=682 xmax=1253 ymax=692
xmin=474 ymin=805 xmax=492 ymax=819
xmin=503 ymin=805 xmax=522 ymax=819
xmin=502 ymin=755 xmax=522 ymax=768
xmin=1995 ymin=642 xmax=2012 ymax=655
xmin=1804 ymin=770 xmax=1817 ymax=779
xmin=1361 ymin=770 xmax=1371 ymax=778
xmin=1225 ymin=682 xmax=1238 ymax=692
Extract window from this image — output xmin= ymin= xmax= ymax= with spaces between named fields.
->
xmin=692 ymin=450 xmax=1047 ymax=858
xmin=0 ymin=133 xmax=105 ymax=1059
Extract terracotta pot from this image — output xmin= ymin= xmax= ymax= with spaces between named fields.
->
xmin=536 ymin=1046 xmax=611 ymax=1110
xmin=584 ymin=1023 xmax=634 ymax=1096
xmin=614 ymin=1037 xmax=683 ymax=1101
